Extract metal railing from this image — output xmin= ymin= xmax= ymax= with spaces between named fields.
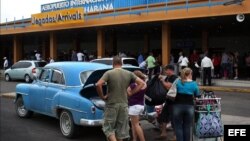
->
xmin=1 ymin=17 xmax=31 ymax=30
xmin=0 ymin=0 xmax=234 ymax=30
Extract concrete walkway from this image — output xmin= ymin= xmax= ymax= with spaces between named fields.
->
xmin=197 ymin=78 xmax=250 ymax=88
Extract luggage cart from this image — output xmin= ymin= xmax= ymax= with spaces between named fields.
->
xmin=192 ymin=91 xmax=223 ymax=141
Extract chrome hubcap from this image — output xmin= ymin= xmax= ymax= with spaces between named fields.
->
xmin=25 ymin=76 xmax=30 ymax=82
xmin=5 ymin=75 xmax=9 ymax=81
xmin=61 ymin=112 xmax=71 ymax=135
xmin=17 ymin=100 xmax=27 ymax=116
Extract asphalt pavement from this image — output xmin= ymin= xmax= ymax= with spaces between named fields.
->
xmin=0 ymin=97 xmax=163 ymax=141
xmin=0 ymin=97 xmax=106 ymax=141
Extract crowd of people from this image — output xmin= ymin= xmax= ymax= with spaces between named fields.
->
xmin=9 ymin=48 xmax=250 ymax=81
xmin=96 ymin=56 xmax=201 ymax=141
xmin=184 ymin=50 xmax=250 ymax=80
xmin=94 ymin=50 xmax=250 ymax=141
xmin=138 ymin=50 xmax=250 ymax=84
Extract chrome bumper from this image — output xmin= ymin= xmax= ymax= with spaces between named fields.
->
xmin=80 ymin=119 xmax=103 ymax=126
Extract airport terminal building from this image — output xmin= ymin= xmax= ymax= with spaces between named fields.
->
xmin=0 ymin=0 xmax=250 ymax=66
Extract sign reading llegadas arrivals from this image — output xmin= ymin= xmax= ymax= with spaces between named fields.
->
xmin=31 ymin=7 xmax=84 ymax=26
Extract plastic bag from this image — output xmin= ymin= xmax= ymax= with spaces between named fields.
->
xmin=145 ymin=75 xmax=167 ymax=106
xmin=166 ymin=78 xmax=179 ymax=101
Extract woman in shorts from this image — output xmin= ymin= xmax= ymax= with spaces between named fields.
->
xmin=127 ymin=70 xmax=147 ymax=141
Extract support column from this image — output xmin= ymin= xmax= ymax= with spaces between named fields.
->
xmin=144 ymin=33 xmax=149 ymax=54
xmin=42 ymin=40 xmax=46 ymax=60
xmin=162 ymin=22 xmax=171 ymax=66
xmin=1 ymin=41 xmax=6 ymax=59
xmin=13 ymin=35 xmax=22 ymax=63
xmin=50 ymin=32 xmax=57 ymax=60
xmin=97 ymin=29 xmax=105 ymax=58
xmin=108 ymin=31 xmax=117 ymax=56
xmin=202 ymin=30 xmax=208 ymax=53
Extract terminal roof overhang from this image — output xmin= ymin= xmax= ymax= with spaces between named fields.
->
xmin=0 ymin=0 xmax=250 ymax=35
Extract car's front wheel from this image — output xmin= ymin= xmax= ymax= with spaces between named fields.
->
xmin=15 ymin=96 xmax=33 ymax=118
xmin=5 ymin=74 xmax=11 ymax=81
xmin=60 ymin=110 xmax=78 ymax=138
xmin=24 ymin=74 xmax=31 ymax=83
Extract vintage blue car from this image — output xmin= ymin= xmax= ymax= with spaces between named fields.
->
xmin=15 ymin=62 xmax=141 ymax=138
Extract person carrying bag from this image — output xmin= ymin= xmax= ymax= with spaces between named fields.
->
xmin=144 ymin=74 xmax=167 ymax=106
xmin=172 ymin=68 xmax=200 ymax=141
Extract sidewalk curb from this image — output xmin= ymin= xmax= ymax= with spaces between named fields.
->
xmin=196 ymin=78 xmax=250 ymax=88
xmin=0 ymin=92 xmax=16 ymax=99
xmin=200 ymin=86 xmax=250 ymax=93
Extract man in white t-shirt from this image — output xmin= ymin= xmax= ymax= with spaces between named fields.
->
xmin=3 ymin=57 xmax=8 ymax=70
xmin=201 ymin=54 xmax=214 ymax=86
xmin=180 ymin=56 xmax=189 ymax=69
xmin=77 ymin=51 xmax=84 ymax=61
xmin=178 ymin=52 xmax=189 ymax=70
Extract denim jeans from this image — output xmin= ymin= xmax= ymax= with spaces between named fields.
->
xmin=173 ymin=104 xmax=194 ymax=141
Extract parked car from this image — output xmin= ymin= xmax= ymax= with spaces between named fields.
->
xmin=4 ymin=60 xmax=47 ymax=83
xmin=91 ymin=57 xmax=139 ymax=67
xmin=15 ymin=62 xmax=141 ymax=138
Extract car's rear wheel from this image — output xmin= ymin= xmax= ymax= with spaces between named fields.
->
xmin=24 ymin=74 xmax=31 ymax=83
xmin=15 ymin=96 xmax=33 ymax=118
xmin=60 ymin=110 xmax=78 ymax=138
xmin=5 ymin=74 xmax=11 ymax=81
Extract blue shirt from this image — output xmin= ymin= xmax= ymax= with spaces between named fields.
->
xmin=176 ymin=80 xmax=199 ymax=96
xmin=175 ymin=80 xmax=200 ymax=105
xmin=137 ymin=54 xmax=144 ymax=64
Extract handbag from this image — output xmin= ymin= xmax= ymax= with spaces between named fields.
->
xmin=166 ymin=78 xmax=179 ymax=101
xmin=195 ymin=111 xmax=223 ymax=138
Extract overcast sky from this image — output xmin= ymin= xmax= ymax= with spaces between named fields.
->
xmin=1 ymin=0 xmax=59 ymax=23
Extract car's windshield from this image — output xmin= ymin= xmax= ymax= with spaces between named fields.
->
xmin=35 ymin=62 xmax=47 ymax=67
xmin=123 ymin=59 xmax=139 ymax=66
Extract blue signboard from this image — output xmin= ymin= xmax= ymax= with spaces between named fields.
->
xmin=41 ymin=0 xmax=114 ymax=13
xmin=41 ymin=0 xmax=169 ymax=13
